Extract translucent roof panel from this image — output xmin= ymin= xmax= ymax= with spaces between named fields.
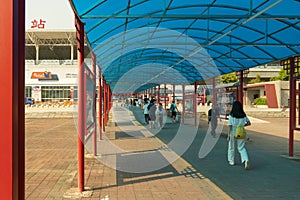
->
xmin=69 ymin=0 xmax=300 ymax=93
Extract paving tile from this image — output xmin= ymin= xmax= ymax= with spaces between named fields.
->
xmin=25 ymin=107 xmax=300 ymax=199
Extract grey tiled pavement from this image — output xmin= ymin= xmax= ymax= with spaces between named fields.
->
xmin=25 ymin=106 xmax=300 ymax=199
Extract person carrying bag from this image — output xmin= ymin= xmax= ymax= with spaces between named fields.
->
xmin=227 ymin=101 xmax=251 ymax=170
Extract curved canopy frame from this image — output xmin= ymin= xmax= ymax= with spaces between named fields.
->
xmin=69 ymin=0 xmax=300 ymax=93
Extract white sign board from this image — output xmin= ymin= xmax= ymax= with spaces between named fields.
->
xmin=26 ymin=0 xmax=75 ymax=30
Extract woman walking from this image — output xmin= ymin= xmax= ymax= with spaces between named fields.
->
xmin=155 ymin=103 xmax=164 ymax=129
xmin=227 ymin=101 xmax=251 ymax=170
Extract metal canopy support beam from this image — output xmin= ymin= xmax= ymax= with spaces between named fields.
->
xmin=92 ymin=53 xmax=97 ymax=156
xmin=81 ymin=14 xmax=298 ymax=20
xmin=288 ymin=57 xmax=296 ymax=157
xmin=164 ymin=84 xmax=167 ymax=110
xmin=158 ymin=85 xmax=161 ymax=103
xmin=212 ymin=78 xmax=216 ymax=106
xmin=237 ymin=70 xmax=244 ymax=105
xmin=103 ymin=78 xmax=107 ymax=132
xmin=182 ymin=85 xmax=185 ymax=124
xmin=0 ymin=0 xmax=25 ymax=199
xmin=75 ymin=15 xmax=85 ymax=193
xmin=98 ymin=69 xmax=103 ymax=140
xmin=194 ymin=82 xmax=197 ymax=127
xmin=172 ymin=85 xmax=175 ymax=101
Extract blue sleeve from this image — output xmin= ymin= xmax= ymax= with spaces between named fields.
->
xmin=228 ymin=115 xmax=233 ymax=126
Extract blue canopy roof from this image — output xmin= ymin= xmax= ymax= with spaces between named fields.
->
xmin=69 ymin=0 xmax=300 ymax=93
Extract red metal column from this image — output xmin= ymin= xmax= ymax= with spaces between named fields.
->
xmin=154 ymin=87 xmax=157 ymax=99
xmin=75 ymin=15 xmax=85 ymax=192
xmin=92 ymin=53 xmax=97 ymax=156
xmin=103 ymin=78 xmax=107 ymax=131
xmin=182 ymin=85 xmax=185 ymax=124
xmin=98 ymin=70 xmax=103 ymax=140
xmin=238 ymin=70 xmax=244 ymax=105
xmin=84 ymin=68 xmax=87 ymax=137
xmin=108 ymin=86 xmax=111 ymax=112
xmin=203 ymin=88 xmax=207 ymax=104
xmin=105 ymin=81 xmax=109 ymax=125
xmin=103 ymin=77 xmax=106 ymax=132
xmin=172 ymin=85 xmax=175 ymax=101
xmin=289 ymin=57 xmax=296 ymax=156
xmin=194 ymin=82 xmax=197 ymax=127
xmin=212 ymin=78 xmax=217 ymax=106
xmin=298 ymin=83 xmax=300 ymax=126
xmin=164 ymin=84 xmax=167 ymax=110
xmin=158 ymin=85 xmax=161 ymax=103
xmin=0 ymin=0 xmax=25 ymax=198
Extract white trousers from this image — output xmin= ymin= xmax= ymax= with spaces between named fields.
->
xmin=228 ymin=137 xmax=249 ymax=164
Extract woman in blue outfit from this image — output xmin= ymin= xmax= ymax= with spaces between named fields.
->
xmin=227 ymin=101 xmax=251 ymax=170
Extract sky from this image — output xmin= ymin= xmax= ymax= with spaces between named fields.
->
xmin=26 ymin=0 xmax=75 ymax=30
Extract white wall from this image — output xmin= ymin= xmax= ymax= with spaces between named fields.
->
xmin=26 ymin=0 xmax=75 ymax=30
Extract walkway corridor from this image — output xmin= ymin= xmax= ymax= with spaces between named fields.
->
xmin=25 ymin=106 xmax=300 ymax=199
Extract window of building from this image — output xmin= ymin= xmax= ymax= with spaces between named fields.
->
xmin=25 ymin=86 xmax=32 ymax=97
xmin=41 ymin=86 xmax=71 ymax=102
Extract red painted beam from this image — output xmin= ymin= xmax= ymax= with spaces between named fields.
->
xmin=289 ymin=57 xmax=296 ymax=157
xmin=0 ymin=0 xmax=25 ymax=199
xmin=75 ymin=15 xmax=85 ymax=192
xmin=98 ymin=70 xmax=103 ymax=140
xmin=158 ymin=85 xmax=161 ymax=103
xmin=182 ymin=85 xmax=185 ymax=124
xmin=194 ymin=83 xmax=197 ymax=127
xmin=238 ymin=70 xmax=244 ymax=106
xmin=164 ymin=84 xmax=167 ymax=110
xmin=92 ymin=53 xmax=97 ymax=156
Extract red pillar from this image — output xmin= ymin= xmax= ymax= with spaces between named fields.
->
xmin=172 ymin=85 xmax=175 ymax=101
xmin=92 ymin=53 xmax=97 ymax=156
xmin=158 ymin=85 xmax=161 ymax=103
xmin=182 ymin=85 xmax=185 ymax=124
xmin=194 ymin=82 xmax=197 ymax=127
xmin=298 ymin=82 xmax=300 ymax=126
xmin=108 ymin=86 xmax=111 ymax=112
xmin=103 ymin=78 xmax=107 ymax=131
xmin=98 ymin=70 xmax=103 ymax=140
xmin=0 ymin=0 xmax=25 ymax=198
xmin=238 ymin=70 xmax=244 ymax=106
xmin=75 ymin=15 xmax=85 ymax=192
xmin=289 ymin=57 xmax=296 ymax=156
xmin=203 ymin=88 xmax=207 ymax=104
xmin=212 ymin=78 xmax=217 ymax=106
xmin=164 ymin=84 xmax=167 ymax=110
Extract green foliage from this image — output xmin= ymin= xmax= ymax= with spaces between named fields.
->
xmin=249 ymin=74 xmax=261 ymax=84
xmin=253 ymin=98 xmax=268 ymax=105
xmin=221 ymin=72 xmax=237 ymax=84
xmin=270 ymin=68 xmax=289 ymax=81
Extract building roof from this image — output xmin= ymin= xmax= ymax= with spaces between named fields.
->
xmin=25 ymin=31 xmax=91 ymax=60
xmin=68 ymin=0 xmax=300 ymax=93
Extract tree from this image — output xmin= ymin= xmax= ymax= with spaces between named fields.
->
xmin=270 ymin=68 xmax=289 ymax=81
xmin=221 ymin=72 xmax=237 ymax=84
xmin=249 ymin=74 xmax=261 ymax=84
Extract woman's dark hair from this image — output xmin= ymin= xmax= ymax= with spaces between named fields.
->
xmin=150 ymin=99 xmax=156 ymax=103
xmin=229 ymin=101 xmax=246 ymax=118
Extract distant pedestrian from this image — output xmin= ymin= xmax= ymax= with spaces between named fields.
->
xmin=148 ymin=99 xmax=157 ymax=128
xmin=155 ymin=103 xmax=164 ymax=129
xmin=143 ymin=100 xmax=150 ymax=124
xmin=208 ymin=105 xmax=219 ymax=137
xmin=170 ymin=100 xmax=178 ymax=123
xmin=227 ymin=101 xmax=251 ymax=170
